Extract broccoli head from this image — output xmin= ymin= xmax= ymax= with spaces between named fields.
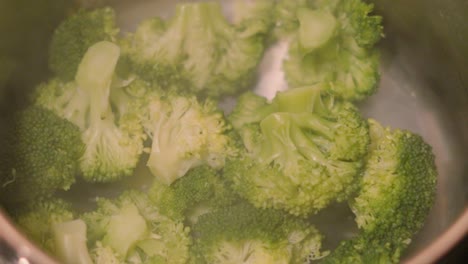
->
xmin=276 ymin=0 xmax=383 ymax=101
xmin=226 ymin=87 xmax=369 ymax=216
xmin=122 ymin=2 xmax=271 ymax=97
xmin=192 ymin=201 xmax=328 ymax=263
xmin=148 ymin=166 xmax=239 ymax=224
xmin=231 ymin=0 xmax=275 ymax=37
xmin=49 ymin=7 xmax=119 ymax=81
xmin=35 ymin=41 xmax=146 ymax=182
xmin=0 ymin=106 xmax=83 ymax=206
xmin=82 ymin=190 xmax=191 ymax=263
xmin=322 ymin=120 xmax=437 ymax=263
xmin=13 ymin=198 xmax=94 ymax=264
xmin=137 ymin=90 xmax=237 ymax=185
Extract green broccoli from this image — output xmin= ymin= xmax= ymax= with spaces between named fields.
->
xmin=35 ymin=41 xmax=146 ymax=182
xmin=192 ymin=201 xmax=328 ymax=263
xmin=231 ymin=0 xmax=275 ymax=37
xmin=148 ymin=166 xmax=239 ymax=224
xmin=0 ymin=106 xmax=84 ymax=206
xmin=14 ymin=198 xmax=94 ymax=264
xmin=49 ymin=7 xmax=119 ymax=81
xmin=82 ymin=190 xmax=191 ymax=263
xmin=226 ymin=86 xmax=369 ymax=216
xmin=275 ymin=0 xmax=383 ymax=101
xmin=135 ymin=90 xmax=237 ymax=185
xmin=322 ymin=120 xmax=437 ymax=263
xmin=121 ymin=1 xmax=272 ymax=97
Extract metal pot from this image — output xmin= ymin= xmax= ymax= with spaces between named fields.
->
xmin=0 ymin=0 xmax=466 ymax=263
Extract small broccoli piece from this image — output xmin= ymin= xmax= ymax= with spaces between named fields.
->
xmin=148 ymin=166 xmax=239 ymax=224
xmin=228 ymin=91 xmax=278 ymax=130
xmin=53 ymin=219 xmax=94 ymax=264
xmin=0 ymin=106 xmax=83 ymax=205
xmin=226 ymin=87 xmax=369 ymax=216
xmin=82 ymin=190 xmax=191 ymax=263
xmin=122 ymin=2 xmax=271 ymax=97
xmin=273 ymin=0 xmax=308 ymax=38
xmin=14 ymin=198 xmax=74 ymax=253
xmin=136 ymin=90 xmax=236 ymax=185
xmin=231 ymin=0 xmax=275 ymax=37
xmin=322 ymin=120 xmax=437 ymax=263
xmin=49 ymin=7 xmax=119 ymax=81
xmin=275 ymin=0 xmax=383 ymax=101
xmin=35 ymin=41 xmax=145 ymax=182
xmin=192 ymin=201 xmax=328 ymax=263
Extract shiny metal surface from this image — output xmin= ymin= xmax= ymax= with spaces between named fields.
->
xmin=0 ymin=0 xmax=467 ymax=263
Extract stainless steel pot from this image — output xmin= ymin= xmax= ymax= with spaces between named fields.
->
xmin=0 ymin=0 xmax=467 ymax=263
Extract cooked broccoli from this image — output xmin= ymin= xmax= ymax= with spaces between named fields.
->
xmin=14 ymin=198 xmax=94 ymax=264
xmin=0 ymin=106 xmax=83 ymax=205
xmin=35 ymin=41 xmax=146 ymax=182
xmin=49 ymin=7 xmax=119 ymax=81
xmin=121 ymin=1 xmax=272 ymax=97
xmin=322 ymin=120 xmax=437 ymax=263
xmin=275 ymin=0 xmax=383 ymax=101
xmin=231 ymin=0 xmax=275 ymax=37
xmin=226 ymin=86 xmax=369 ymax=216
xmin=148 ymin=166 xmax=239 ymax=224
xmin=192 ymin=201 xmax=328 ymax=263
xmin=82 ymin=190 xmax=191 ymax=263
xmin=135 ymin=90 xmax=236 ymax=185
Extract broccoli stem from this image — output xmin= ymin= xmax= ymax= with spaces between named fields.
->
xmin=75 ymin=41 xmax=120 ymax=125
xmin=52 ymin=220 xmax=93 ymax=264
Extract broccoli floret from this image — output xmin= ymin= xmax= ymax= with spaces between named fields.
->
xmin=192 ymin=201 xmax=328 ymax=263
xmin=82 ymin=190 xmax=191 ymax=263
xmin=136 ymin=90 xmax=236 ymax=185
xmin=276 ymin=0 xmax=383 ymax=101
xmin=322 ymin=120 xmax=437 ymax=263
xmin=53 ymin=219 xmax=94 ymax=264
xmin=148 ymin=166 xmax=239 ymax=224
xmin=0 ymin=106 xmax=84 ymax=205
xmin=49 ymin=7 xmax=119 ymax=81
xmin=231 ymin=0 xmax=275 ymax=37
xmin=14 ymin=199 xmax=73 ymax=253
xmin=226 ymin=87 xmax=369 ymax=216
xmin=228 ymin=91 xmax=278 ymax=130
xmin=122 ymin=2 xmax=271 ymax=97
xmin=273 ymin=0 xmax=308 ymax=38
xmin=35 ymin=41 xmax=145 ymax=182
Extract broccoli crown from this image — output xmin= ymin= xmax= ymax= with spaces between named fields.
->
xmin=35 ymin=41 xmax=145 ymax=182
xmin=82 ymin=190 xmax=191 ymax=263
xmin=322 ymin=120 xmax=437 ymax=264
xmin=231 ymin=0 xmax=275 ymax=37
xmin=14 ymin=198 xmax=75 ymax=254
xmin=228 ymin=91 xmax=278 ymax=130
xmin=276 ymin=0 xmax=383 ymax=101
xmin=0 ymin=106 xmax=83 ymax=205
xmin=137 ymin=90 xmax=237 ymax=185
xmin=226 ymin=87 xmax=369 ymax=216
xmin=353 ymin=120 xmax=436 ymax=254
xmin=123 ymin=2 xmax=271 ymax=97
xmin=192 ymin=201 xmax=327 ymax=263
xmin=49 ymin=7 xmax=119 ymax=81
xmin=148 ymin=166 xmax=239 ymax=224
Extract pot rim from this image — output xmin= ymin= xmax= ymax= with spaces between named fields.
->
xmin=406 ymin=208 xmax=468 ymax=264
